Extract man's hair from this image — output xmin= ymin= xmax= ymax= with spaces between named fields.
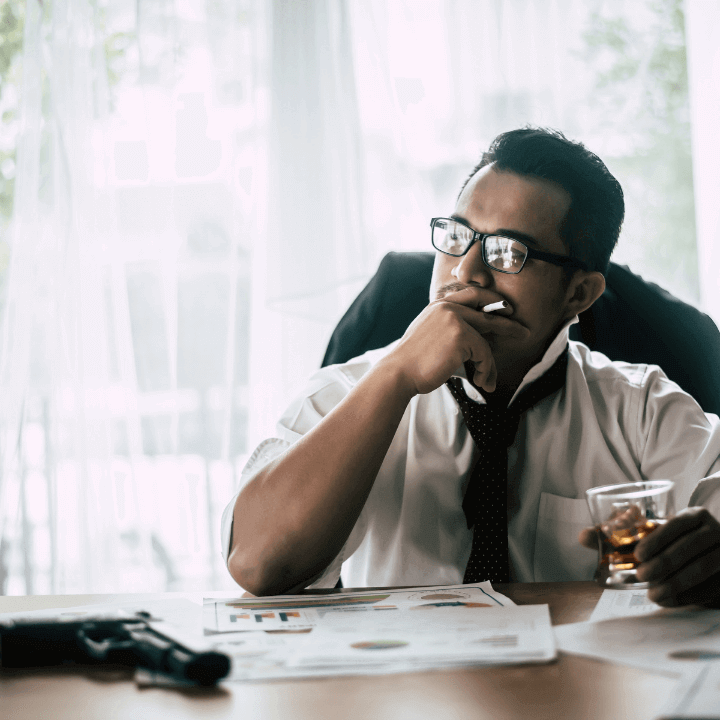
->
xmin=459 ymin=127 xmax=625 ymax=275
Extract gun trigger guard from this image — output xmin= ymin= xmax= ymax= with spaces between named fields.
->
xmin=76 ymin=627 xmax=134 ymax=660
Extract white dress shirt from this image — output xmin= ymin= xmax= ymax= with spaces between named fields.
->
xmin=221 ymin=318 xmax=720 ymax=589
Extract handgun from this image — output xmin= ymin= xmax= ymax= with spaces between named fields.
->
xmin=0 ymin=610 xmax=231 ymax=686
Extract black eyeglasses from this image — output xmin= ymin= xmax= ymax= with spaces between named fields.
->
xmin=430 ymin=217 xmax=588 ymax=274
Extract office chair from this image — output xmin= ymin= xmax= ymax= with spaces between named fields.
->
xmin=322 ymin=252 xmax=720 ymax=416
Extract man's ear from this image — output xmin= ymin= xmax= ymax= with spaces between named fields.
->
xmin=563 ymin=270 xmax=606 ymax=319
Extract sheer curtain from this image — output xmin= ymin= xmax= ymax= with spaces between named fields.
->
xmin=0 ymin=0 xmax=271 ymax=593
xmin=246 ymin=0 xmax=372 ymax=446
xmin=0 ymin=0 xmax=705 ymax=595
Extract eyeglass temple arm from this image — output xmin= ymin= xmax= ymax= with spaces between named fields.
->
xmin=526 ymin=246 xmax=589 ymax=271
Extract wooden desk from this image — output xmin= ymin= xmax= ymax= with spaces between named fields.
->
xmin=0 ymin=583 xmax=677 ymax=720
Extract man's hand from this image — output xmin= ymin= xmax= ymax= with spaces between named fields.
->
xmin=382 ymin=286 xmax=529 ymax=396
xmin=634 ymin=508 xmax=720 ymax=607
xmin=579 ymin=508 xmax=720 ymax=608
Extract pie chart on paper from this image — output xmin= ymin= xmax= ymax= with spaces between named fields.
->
xmin=350 ymin=640 xmax=409 ymax=651
xmin=419 ymin=593 xmax=466 ymax=601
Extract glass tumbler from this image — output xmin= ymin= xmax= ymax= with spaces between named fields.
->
xmin=586 ymin=480 xmax=675 ymax=589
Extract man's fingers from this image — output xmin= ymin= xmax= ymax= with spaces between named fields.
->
xmin=472 ymin=358 xmax=497 ymax=393
xmin=636 ymin=522 xmax=720 ymax=583
xmin=466 ymin=336 xmax=497 ymax=392
xmin=438 ymin=286 xmax=497 ymax=309
xmin=435 ymin=287 xmax=515 ymax=321
xmin=646 ymin=549 xmax=720 ymax=607
xmin=578 ymin=527 xmax=599 ymax=550
xmin=651 ymin=572 xmax=720 ymax=609
xmin=460 ymin=305 xmax=527 ymax=338
xmin=635 ymin=507 xmax=713 ymax=562
xmin=431 ymin=290 xmax=530 ymax=347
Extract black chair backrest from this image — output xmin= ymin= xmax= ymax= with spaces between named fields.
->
xmin=322 ymin=252 xmax=720 ymax=416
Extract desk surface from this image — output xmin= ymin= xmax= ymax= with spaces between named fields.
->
xmin=0 ymin=582 xmax=676 ymax=720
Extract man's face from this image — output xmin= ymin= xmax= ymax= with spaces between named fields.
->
xmin=429 ymin=164 xmax=575 ymax=382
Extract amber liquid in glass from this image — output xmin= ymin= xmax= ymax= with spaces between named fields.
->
xmin=601 ymin=519 xmax=662 ymax=566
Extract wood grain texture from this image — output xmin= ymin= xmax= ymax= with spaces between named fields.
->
xmin=0 ymin=583 xmax=673 ymax=720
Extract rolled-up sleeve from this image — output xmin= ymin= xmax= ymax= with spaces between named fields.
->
xmin=637 ymin=365 xmax=720 ymax=515
xmin=220 ymin=437 xmax=293 ymax=567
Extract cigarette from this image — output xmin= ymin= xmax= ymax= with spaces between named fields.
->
xmin=482 ymin=300 xmax=509 ymax=313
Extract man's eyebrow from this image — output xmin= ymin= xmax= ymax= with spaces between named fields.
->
xmin=448 ymin=214 xmax=543 ymax=248
xmin=495 ymin=228 xmax=542 ymax=248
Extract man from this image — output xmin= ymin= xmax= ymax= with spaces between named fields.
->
xmin=222 ymin=128 xmax=720 ymax=606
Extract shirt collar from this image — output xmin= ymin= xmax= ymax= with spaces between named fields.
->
xmin=453 ymin=315 xmax=579 ymax=404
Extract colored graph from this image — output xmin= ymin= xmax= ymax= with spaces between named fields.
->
xmin=230 ymin=611 xmax=302 ymax=623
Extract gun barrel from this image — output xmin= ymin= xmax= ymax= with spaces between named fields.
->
xmin=129 ymin=626 xmax=230 ymax=685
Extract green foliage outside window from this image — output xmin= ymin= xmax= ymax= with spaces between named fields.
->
xmin=0 ymin=0 xmax=24 ymax=230
xmin=581 ymin=0 xmax=698 ymax=302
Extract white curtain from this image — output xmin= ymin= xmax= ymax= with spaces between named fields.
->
xmin=246 ymin=0 xmax=373 ymax=444
xmin=1 ymin=0 xmax=269 ymax=593
xmin=0 ymin=0 xmax=705 ymax=595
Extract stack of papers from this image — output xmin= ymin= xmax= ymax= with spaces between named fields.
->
xmin=556 ymin=596 xmax=720 ymax=677
xmin=202 ymin=582 xmax=557 ymax=681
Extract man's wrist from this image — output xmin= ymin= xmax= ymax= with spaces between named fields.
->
xmin=372 ymin=355 xmax=422 ymax=403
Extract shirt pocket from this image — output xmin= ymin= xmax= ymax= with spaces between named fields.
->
xmin=533 ymin=492 xmax=597 ymax=582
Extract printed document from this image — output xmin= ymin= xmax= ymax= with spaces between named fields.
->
xmin=589 ymin=588 xmax=662 ymax=622
xmin=202 ymin=582 xmax=557 ymax=681
xmin=555 ymin=604 xmax=720 ymax=678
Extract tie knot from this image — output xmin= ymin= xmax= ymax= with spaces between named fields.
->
xmin=447 ymin=347 xmax=569 ymax=449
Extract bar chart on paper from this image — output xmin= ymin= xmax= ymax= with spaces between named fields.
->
xmin=232 ymin=611 xmax=301 ymax=623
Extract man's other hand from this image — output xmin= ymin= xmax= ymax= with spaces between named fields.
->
xmin=634 ymin=507 xmax=720 ymax=608
xmin=578 ymin=526 xmax=599 ymax=553
xmin=578 ymin=508 xmax=720 ymax=608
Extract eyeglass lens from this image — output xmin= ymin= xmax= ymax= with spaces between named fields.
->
xmin=432 ymin=219 xmax=527 ymax=273
xmin=484 ymin=237 xmax=527 ymax=272
xmin=432 ymin=219 xmax=474 ymax=255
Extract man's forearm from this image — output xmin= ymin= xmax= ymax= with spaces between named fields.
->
xmin=228 ymin=358 xmax=416 ymax=595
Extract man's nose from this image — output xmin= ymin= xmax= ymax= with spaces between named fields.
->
xmin=451 ymin=241 xmax=494 ymax=286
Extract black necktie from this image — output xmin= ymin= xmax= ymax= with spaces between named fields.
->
xmin=446 ymin=347 xmax=569 ymax=584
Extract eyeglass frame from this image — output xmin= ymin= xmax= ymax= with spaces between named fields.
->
xmin=430 ymin=216 xmax=589 ymax=274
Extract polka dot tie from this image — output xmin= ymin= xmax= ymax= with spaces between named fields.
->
xmin=446 ymin=347 xmax=570 ymax=584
